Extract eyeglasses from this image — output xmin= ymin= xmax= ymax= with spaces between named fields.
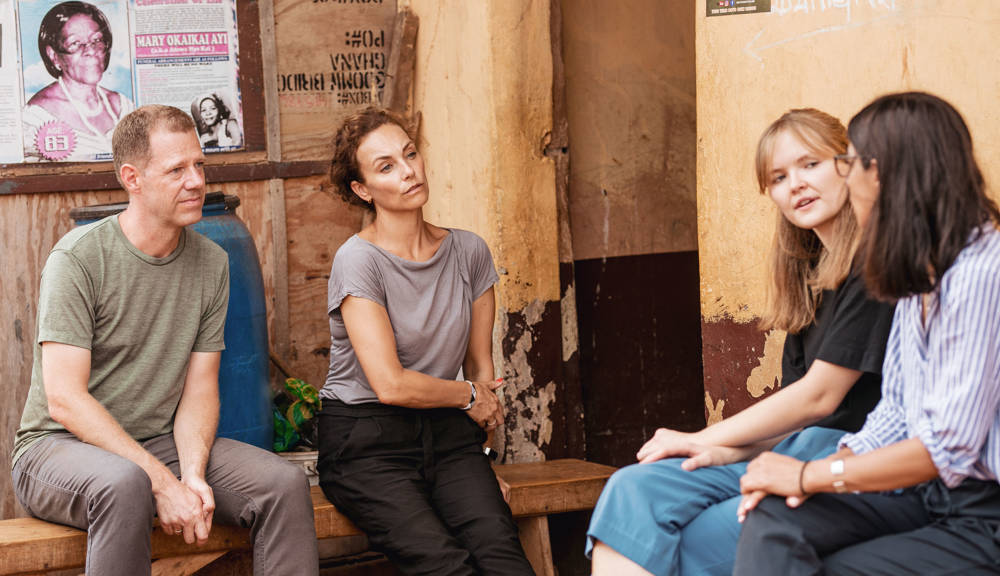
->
xmin=833 ymin=153 xmax=875 ymax=177
xmin=57 ymin=36 xmax=107 ymax=55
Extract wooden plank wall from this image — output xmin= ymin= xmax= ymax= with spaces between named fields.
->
xmin=274 ymin=0 xmax=398 ymax=160
xmin=284 ymin=177 xmax=366 ymax=387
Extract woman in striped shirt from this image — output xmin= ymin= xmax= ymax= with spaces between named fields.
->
xmin=734 ymin=91 xmax=1000 ymax=575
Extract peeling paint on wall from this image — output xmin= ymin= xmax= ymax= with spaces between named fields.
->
xmin=560 ymin=281 xmax=578 ymax=363
xmin=701 ymin=320 xmax=782 ymax=423
xmin=701 ymin=315 xmax=772 ymax=421
xmin=497 ymin=299 xmax=559 ymax=463
xmin=746 ymin=329 xmax=785 ymax=398
xmin=557 ymin=262 xmax=586 ymax=460
xmin=705 ymin=390 xmax=725 ymax=426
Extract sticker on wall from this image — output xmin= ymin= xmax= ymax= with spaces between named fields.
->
xmin=707 ymin=0 xmax=769 ymax=17
xmin=274 ymin=0 xmax=397 ymax=161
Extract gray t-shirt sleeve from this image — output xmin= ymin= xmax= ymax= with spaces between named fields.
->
xmin=464 ymin=232 xmax=499 ymax=300
xmin=328 ymin=238 xmax=387 ymax=313
xmin=36 ymin=250 xmax=96 ymax=350
xmin=193 ymin=261 xmax=229 ymax=352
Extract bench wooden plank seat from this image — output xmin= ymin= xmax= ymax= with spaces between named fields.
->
xmin=0 ymin=458 xmax=615 ymax=576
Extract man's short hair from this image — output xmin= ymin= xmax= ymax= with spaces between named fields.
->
xmin=112 ymin=105 xmax=197 ymax=186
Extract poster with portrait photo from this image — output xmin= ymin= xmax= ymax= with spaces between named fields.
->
xmin=18 ymin=0 xmax=134 ymax=162
xmin=0 ymin=0 xmax=24 ymax=163
xmin=190 ymin=90 xmax=241 ymax=151
xmin=131 ymin=0 xmax=243 ymax=153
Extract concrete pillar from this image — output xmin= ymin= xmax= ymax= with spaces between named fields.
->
xmin=407 ymin=0 xmax=568 ymax=461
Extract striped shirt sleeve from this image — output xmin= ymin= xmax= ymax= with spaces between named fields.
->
xmin=917 ymin=258 xmax=1000 ymax=487
xmin=840 ymin=306 xmax=908 ymax=454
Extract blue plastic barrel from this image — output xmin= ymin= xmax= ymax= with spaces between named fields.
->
xmin=69 ymin=192 xmax=274 ymax=450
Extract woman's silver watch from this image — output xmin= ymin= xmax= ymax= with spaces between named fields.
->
xmin=461 ymin=380 xmax=477 ymax=410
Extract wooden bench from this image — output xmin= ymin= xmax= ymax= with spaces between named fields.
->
xmin=0 ymin=458 xmax=615 ymax=576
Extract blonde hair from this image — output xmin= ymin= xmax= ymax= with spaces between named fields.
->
xmin=755 ymin=109 xmax=859 ymax=334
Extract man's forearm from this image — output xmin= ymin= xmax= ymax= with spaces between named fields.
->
xmin=173 ymin=391 xmax=219 ymax=480
xmin=174 ymin=351 xmax=222 ymax=480
xmin=52 ymin=391 xmax=177 ymax=488
xmin=42 ymin=342 xmax=177 ymax=489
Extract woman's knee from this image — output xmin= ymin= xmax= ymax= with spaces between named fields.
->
xmin=597 ymin=460 xmax=692 ymax=514
xmin=604 ymin=462 xmax=665 ymax=495
xmin=739 ymin=496 xmax=804 ymax=547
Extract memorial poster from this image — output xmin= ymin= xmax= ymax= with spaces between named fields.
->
xmin=131 ymin=0 xmax=243 ymax=153
xmin=18 ymin=0 xmax=132 ymax=162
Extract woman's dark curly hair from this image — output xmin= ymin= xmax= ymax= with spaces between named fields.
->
xmin=329 ymin=107 xmax=411 ymax=211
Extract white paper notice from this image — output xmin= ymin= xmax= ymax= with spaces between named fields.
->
xmin=0 ymin=0 xmax=24 ymax=163
xmin=131 ymin=0 xmax=243 ymax=152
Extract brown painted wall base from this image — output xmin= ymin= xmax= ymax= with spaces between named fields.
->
xmin=575 ymin=250 xmax=705 ymax=467
xmin=701 ymin=316 xmax=772 ymax=422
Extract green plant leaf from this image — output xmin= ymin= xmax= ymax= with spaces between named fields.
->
xmin=272 ymin=407 xmax=300 ymax=452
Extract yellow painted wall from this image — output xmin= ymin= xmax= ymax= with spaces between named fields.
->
xmin=408 ymin=0 xmax=558 ymax=310
xmin=563 ymin=0 xmax=698 ymax=260
xmin=697 ymin=0 xmax=1000 ymax=417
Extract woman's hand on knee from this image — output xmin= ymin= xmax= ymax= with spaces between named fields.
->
xmin=737 ymin=490 xmax=767 ymax=523
xmin=636 ymin=428 xmax=702 ymax=464
xmin=740 ymin=452 xmax=809 ymax=499
xmin=680 ymin=444 xmax=754 ymax=471
xmin=737 ymin=489 xmax=812 ymax=523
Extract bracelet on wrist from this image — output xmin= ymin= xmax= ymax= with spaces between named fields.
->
xmin=460 ymin=380 xmax=477 ymax=410
xmin=830 ymin=459 xmax=847 ymax=493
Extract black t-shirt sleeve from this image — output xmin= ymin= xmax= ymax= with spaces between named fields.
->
xmin=780 ymin=330 xmax=807 ymax=387
xmin=814 ymin=271 xmax=895 ymax=374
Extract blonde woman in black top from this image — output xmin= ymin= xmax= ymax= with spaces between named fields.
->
xmin=588 ymin=109 xmax=894 ymax=576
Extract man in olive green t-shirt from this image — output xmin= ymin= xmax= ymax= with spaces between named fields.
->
xmin=11 ymin=106 xmax=318 ymax=576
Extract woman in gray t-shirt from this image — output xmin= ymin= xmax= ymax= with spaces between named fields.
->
xmin=316 ymin=107 xmax=535 ymax=575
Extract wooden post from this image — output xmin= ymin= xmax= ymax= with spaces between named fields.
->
xmin=258 ymin=0 xmax=291 ymax=371
xmin=517 ymin=516 xmax=555 ymax=576
xmin=383 ymin=8 xmax=419 ymax=112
